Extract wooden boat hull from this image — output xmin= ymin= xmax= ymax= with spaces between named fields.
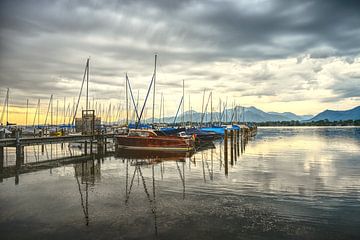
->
xmin=115 ymin=135 xmax=194 ymax=152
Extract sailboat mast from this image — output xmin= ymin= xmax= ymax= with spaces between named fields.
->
xmin=125 ymin=73 xmax=129 ymax=125
xmin=159 ymin=92 xmax=163 ymax=124
xmin=51 ymin=96 xmax=53 ymax=126
xmin=182 ymin=80 xmax=185 ymax=127
xmin=6 ymin=88 xmax=9 ymax=126
xmin=190 ymin=106 xmax=192 ymax=126
xmin=210 ymin=92 xmax=212 ymax=126
xmin=63 ymin=97 xmax=66 ymax=124
xmin=86 ymin=58 xmax=89 ymax=111
xmin=26 ymin=99 xmax=29 ymax=126
xmin=162 ymin=95 xmax=165 ymax=124
xmin=136 ymin=90 xmax=139 ymax=124
xmin=201 ymin=89 xmax=205 ymax=127
xmin=56 ymin=99 xmax=59 ymax=125
xmin=38 ymin=99 xmax=40 ymax=127
xmin=152 ymin=54 xmax=157 ymax=125
xmin=219 ymin=98 xmax=221 ymax=125
xmin=188 ymin=94 xmax=191 ymax=127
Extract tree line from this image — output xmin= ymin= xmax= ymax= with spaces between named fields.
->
xmin=256 ymin=119 xmax=360 ymax=126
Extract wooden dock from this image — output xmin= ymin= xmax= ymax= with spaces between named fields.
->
xmin=0 ymin=133 xmax=116 ymax=147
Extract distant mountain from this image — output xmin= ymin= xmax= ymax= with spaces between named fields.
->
xmin=147 ymin=106 xmax=313 ymax=123
xmin=268 ymin=111 xmax=312 ymax=121
xmin=309 ymin=106 xmax=360 ymax=121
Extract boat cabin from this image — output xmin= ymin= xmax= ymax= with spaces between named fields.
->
xmin=128 ymin=129 xmax=158 ymax=137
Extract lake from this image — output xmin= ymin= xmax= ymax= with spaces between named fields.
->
xmin=1 ymin=127 xmax=359 ymax=239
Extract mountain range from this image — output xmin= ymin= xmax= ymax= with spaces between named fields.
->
xmin=145 ymin=105 xmax=360 ymax=123
xmin=309 ymin=106 xmax=360 ymax=121
xmin=148 ymin=106 xmax=312 ymax=123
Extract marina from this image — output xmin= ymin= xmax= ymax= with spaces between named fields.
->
xmin=1 ymin=1 xmax=360 ymax=239
xmin=1 ymin=127 xmax=359 ymax=239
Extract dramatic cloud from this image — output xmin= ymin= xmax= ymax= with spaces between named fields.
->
xmin=0 ymin=0 xmax=360 ymax=121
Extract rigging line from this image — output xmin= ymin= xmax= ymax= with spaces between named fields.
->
xmin=32 ymin=99 xmax=40 ymax=127
xmin=126 ymin=74 xmax=141 ymax=122
xmin=173 ymin=96 xmax=183 ymax=125
xmin=72 ymin=59 xmax=89 ymax=125
xmin=0 ymin=89 xmax=9 ymax=124
xmin=44 ymin=95 xmax=53 ymax=126
xmin=136 ymin=73 xmax=155 ymax=128
xmin=200 ymin=92 xmax=212 ymax=125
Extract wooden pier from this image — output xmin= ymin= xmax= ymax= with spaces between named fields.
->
xmin=0 ymin=133 xmax=116 ymax=166
xmin=0 ymin=133 xmax=116 ymax=147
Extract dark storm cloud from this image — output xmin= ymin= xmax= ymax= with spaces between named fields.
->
xmin=1 ymin=0 xmax=360 ymax=104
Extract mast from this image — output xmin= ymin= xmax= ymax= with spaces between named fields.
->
xmin=125 ymin=73 xmax=129 ymax=125
xmin=159 ymin=92 xmax=163 ymax=124
xmin=210 ymin=92 xmax=213 ymax=125
xmin=225 ymin=97 xmax=228 ymax=123
xmin=136 ymin=90 xmax=139 ymax=124
xmin=56 ymin=99 xmax=58 ymax=126
xmin=26 ymin=99 xmax=29 ymax=126
xmin=190 ymin=106 xmax=192 ymax=126
xmin=38 ymin=99 xmax=40 ymax=127
xmin=51 ymin=96 xmax=53 ymax=126
xmin=6 ymin=88 xmax=9 ymax=126
xmin=44 ymin=94 xmax=53 ymax=126
xmin=182 ymin=80 xmax=185 ymax=127
xmin=63 ymin=97 xmax=66 ymax=124
xmin=32 ymin=99 xmax=39 ymax=127
xmin=162 ymin=95 xmax=165 ymax=124
xmin=219 ymin=98 xmax=221 ymax=125
xmin=86 ymin=58 xmax=89 ymax=111
xmin=243 ymin=106 xmax=245 ymax=123
xmin=152 ymin=54 xmax=157 ymax=125
xmin=188 ymin=94 xmax=191 ymax=127
xmin=201 ymin=89 xmax=205 ymax=127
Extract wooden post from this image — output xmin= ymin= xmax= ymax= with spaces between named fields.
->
xmin=84 ymin=141 xmax=88 ymax=155
xmin=90 ymin=141 xmax=93 ymax=154
xmin=15 ymin=145 xmax=24 ymax=185
xmin=230 ymin=129 xmax=234 ymax=165
xmin=224 ymin=129 xmax=228 ymax=175
xmin=0 ymin=146 xmax=4 ymax=163
xmin=0 ymin=146 xmax=4 ymax=182
xmin=97 ymin=140 xmax=103 ymax=155
xmin=15 ymin=129 xmax=20 ymax=146
xmin=234 ymin=129 xmax=237 ymax=162
xmin=236 ymin=129 xmax=240 ymax=156
xmin=241 ymin=128 xmax=245 ymax=154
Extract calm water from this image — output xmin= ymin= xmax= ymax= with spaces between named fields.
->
xmin=1 ymin=127 xmax=360 ymax=239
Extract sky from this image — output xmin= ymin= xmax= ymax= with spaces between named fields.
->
xmin=0 ymin=0 xmax=360 ymax=124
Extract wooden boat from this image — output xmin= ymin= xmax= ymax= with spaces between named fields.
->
xmin=115 ymin=129 xmax=195 ymax=152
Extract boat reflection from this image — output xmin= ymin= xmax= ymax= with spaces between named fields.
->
xmin=115 ymin=149 xmax=194 ymax=165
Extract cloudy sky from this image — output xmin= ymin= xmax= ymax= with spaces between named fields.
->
xmin=1 ymin=0 xmax=360 ymax=123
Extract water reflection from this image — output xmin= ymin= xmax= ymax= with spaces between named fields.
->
xmin=1 ymin=127 xmax=360 ymax=239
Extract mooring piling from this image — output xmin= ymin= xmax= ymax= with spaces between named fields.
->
xmin=230 ymin=129 xmax=234 ymax=165
xmin=224 ymin=129 xmax=228 ymax=175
